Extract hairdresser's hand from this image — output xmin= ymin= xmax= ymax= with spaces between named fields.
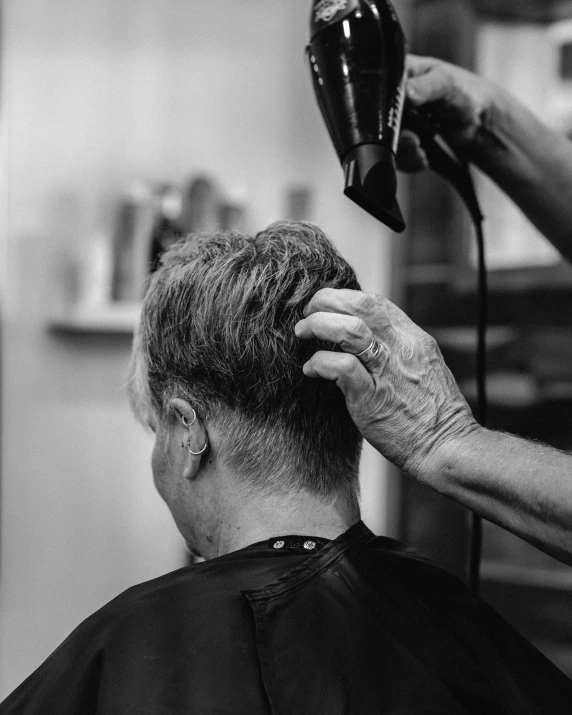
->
xmin=398 ymin=55 xmax=497 ymax=172
xmin=295 ymin=288 xmax=479 ymax=480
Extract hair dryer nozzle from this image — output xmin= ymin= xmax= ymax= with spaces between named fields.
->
xmin=343 ymin=144 xmax=405 ymax=233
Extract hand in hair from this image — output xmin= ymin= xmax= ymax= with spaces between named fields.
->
xmin=296 ymin=288 xmax=572 ymax=565
xmin=295 ymin=288 xmax=478 ymax=481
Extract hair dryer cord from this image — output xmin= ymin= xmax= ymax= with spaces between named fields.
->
xmin=406 ymin=106 xmax=488 ymax=592
xmin=470 ymin=211 xmax=487 ymax=594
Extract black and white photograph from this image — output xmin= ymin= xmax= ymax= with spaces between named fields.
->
xmin=1 ymin=1 xmax=572 ymax=712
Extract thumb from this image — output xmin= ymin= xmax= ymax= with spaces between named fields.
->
xmin=406 ymin=54 xmax=438 ymax=77
xmin=407 ymin=63 xmax=454 ymax=108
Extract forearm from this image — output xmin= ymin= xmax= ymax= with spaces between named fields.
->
xmin=297 ymin=286 xmax=572 ymax=564
xmin=472 ymin=86 xmax=572 ymax=262
xmin=422 ymin=427 xmax=572 ymax=565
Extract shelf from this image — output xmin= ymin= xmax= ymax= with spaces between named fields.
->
xmin=406 ymin=261 xmax=572 ymax=294
xmin=481 ymin=562 xmax=572 ymax=590
xmin=473 ymin=0 xmax=572 ymax=23
xmin=47 ymin=302 xmax=141 ymax=335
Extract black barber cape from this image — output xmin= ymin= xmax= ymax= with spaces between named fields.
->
xmin=2 ymin=521 xmax=571 ymax=714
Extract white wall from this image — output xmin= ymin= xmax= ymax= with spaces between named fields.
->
xmin=474 ymin=22 xmax=562 ymax=269
xmin=0 ymin=0 xmax=395 ymax=697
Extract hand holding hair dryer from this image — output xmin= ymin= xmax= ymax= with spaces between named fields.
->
xmin=307 ymin=0 xmax=483 ymax=232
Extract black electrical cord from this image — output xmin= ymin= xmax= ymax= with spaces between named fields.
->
xmin=417 ymin=131 xmax=488 ymax=595
xmin=469 ymin=214 xmax=488 ymax=595
xmin=353 ymin=103 xmax=489 ymax=592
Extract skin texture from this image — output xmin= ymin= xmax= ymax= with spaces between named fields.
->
xmin=150 ymin=397 xmax=360 ymax=560
xmin=131 ymin=222 xmax=367 ymax=560
xmin=297 ymin=289 xmax=572 ymax=564
xmin=295 ymin=288 xmax=478 ymax=476
xmin=131 ymin=222 xmax=364 ymax=498
xmin=295 ymin=55 xmax=572 ymax=563
xmin=400 ymin=54 xmax=572 ymax=262
xmin=398 ymin=54 xmax=497 ymax=169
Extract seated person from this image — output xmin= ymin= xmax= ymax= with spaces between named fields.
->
xmin=2 ymin=221 xmax=571 ymax=714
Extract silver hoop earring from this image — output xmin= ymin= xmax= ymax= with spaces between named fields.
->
xmin=188 ymin=440 xmax=208 ymax=456
xmin=182 ymin=409 xmax=197 ymax=428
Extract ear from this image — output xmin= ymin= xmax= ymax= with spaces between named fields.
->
xmin=169 ymin=398 xmax=209 ymax=480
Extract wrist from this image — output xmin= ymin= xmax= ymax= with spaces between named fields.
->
xmin=414 ymin=423 xmax=488 ymax=494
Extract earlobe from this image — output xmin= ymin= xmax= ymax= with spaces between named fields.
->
xmin=169 ymin=399 xmax=209 ymax=477
xmin=183 ymin=433 xmax=209 ymax=481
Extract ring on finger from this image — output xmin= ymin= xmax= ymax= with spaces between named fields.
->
xmin=354 ymin=338 xmax=383 ymax=365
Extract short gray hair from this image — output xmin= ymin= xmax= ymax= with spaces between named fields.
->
xmin=129 ymin=221 xmax=362 ymax=496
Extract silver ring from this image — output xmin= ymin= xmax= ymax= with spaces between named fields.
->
xmin=354 ymin=338 xmax=383 ymax=365
xmin=182 ymin=409 xmax=197 ymax=428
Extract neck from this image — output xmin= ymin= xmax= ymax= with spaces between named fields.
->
xmin=193 ymin=470 xmax=361 ymax=559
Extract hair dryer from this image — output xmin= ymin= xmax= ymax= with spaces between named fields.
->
xmin=307 ymin=0 xmax=483 ymax=232
xmin=308 ymin=0 xmax=487 ymax=593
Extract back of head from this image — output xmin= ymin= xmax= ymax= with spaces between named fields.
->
xmin=130 ymin=220 xmax=362 ymax=497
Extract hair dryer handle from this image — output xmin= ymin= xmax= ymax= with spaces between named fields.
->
xmin=402 ymin=104 xmax=484 ymax=225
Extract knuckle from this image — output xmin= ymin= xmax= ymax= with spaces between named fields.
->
xmin=356 ymin=292 xmax=381 ymax=316
xmin=346 ymin=315 xmax=368 ymax=341
xmin=339 ymin=352 xmax=361 ymax=377
xmin=300 ymin=313 xmax=318 ymax=333
xmin=421 ymin=332 xmax=438 ymax=351
xmin=398 ymin=130 xmax=418 ymax=147
xmin=376 ymin=295 xmax=393 ymax=311
xmin=375 ymin=343 xmax=391 ymax=369
xmin=338 ymin=351 xmax=356 ymax=369
xmin=316 ymin=286 xmax=337 ymax=302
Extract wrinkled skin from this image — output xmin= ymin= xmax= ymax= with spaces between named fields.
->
xmin=398 ymin=54 xmax=497 ymax=172
xmin=294 ymin=60 xmax=495 ymax=478
xmin=295 ymin=288 xmax=478 ymax=478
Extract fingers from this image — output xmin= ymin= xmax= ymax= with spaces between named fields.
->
xmin=302 ymin=287 xmax=360 ymax=317
xmin=407 ymin=68 xmax=456 ymax=109
xmin=404 ymin=54 xmax=461 ymax=112
xmin=303 ymin=288 xmax=387 ymax=324
xmin=302 ymin=351 xmax=375 ymax=405
xmin=302 ymin=288 xmax=423 ymax=338
xmin=295 ymin=311 xmax=374 ymax=355
xmin=406 ymin=54 xmax=439 ymax=77
xmin=397 ymin=130 xmax=428 ymax=173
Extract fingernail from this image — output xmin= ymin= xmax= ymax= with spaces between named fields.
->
xmin=294 ymin=321 xmax=303 ymax=336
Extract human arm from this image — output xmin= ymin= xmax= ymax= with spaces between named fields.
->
xmin=295 ymin=288 xmax=572 ymax=565
xmin=401 ymin=55 xmax=572 ymax=263
xmin=426 ymin=428 xmax=572 ymax=566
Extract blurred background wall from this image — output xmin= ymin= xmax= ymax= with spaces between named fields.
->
xmin=0 ymin=0 xmax=401 ymax=697
xmin=399 ymin=0 xmax=572 ymax=677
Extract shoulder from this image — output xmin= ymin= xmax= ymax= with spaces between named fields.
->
xmin=95 ymin=557 xmax=246 ymax=629
xmin=0 ymin=559 xmax=252 ymax=712
xmin=0 ymin=557 xmax=276 ymax=713
xmin=346 ymin=534 xmax=481 ymax=613
xmin=70 ymin=547 xmax=286 ymax=642
xmin=102 ymin=564 xmax=201 ymax=616
xmin=41 ymin=565 xmax=211 ymax=657
xmin=361 ymin=535 xmax=468 ymax=585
